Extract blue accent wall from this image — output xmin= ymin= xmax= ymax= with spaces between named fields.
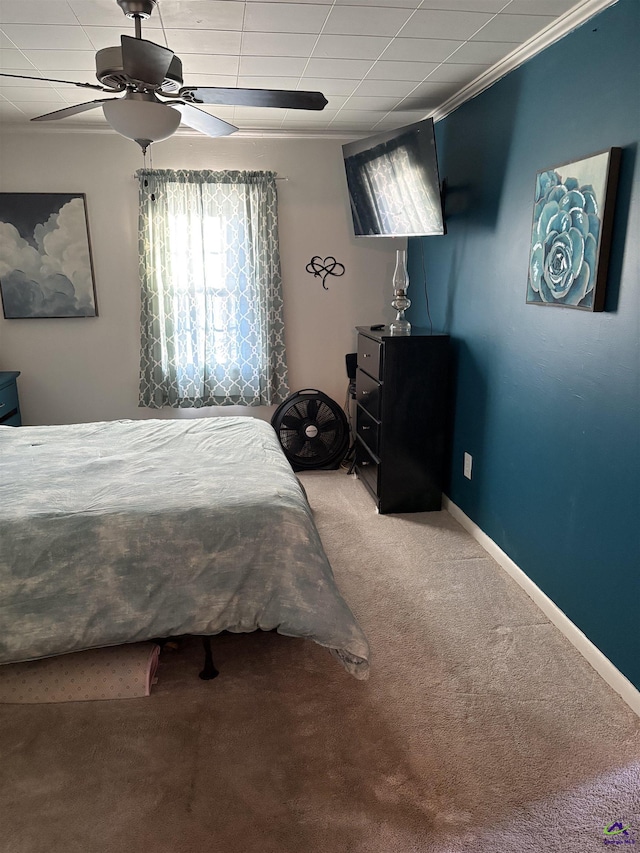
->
xmin=408 ymin=0 xmax=640 ymax=689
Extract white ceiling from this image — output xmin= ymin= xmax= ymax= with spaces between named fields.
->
xmin=0 ymin=0 xmax=614 ymax=137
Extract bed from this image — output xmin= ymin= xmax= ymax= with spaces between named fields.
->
xmin=0 ymin=417 xmax=370 ymax=679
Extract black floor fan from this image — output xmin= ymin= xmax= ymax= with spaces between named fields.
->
xmin=271 ymin=389 xmax=349 ymax=471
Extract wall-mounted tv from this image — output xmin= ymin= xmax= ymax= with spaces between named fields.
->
xmin=342 ymin=117 xmax=445 ymax=238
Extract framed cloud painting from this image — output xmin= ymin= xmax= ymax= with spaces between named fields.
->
xmin=0 ymin=193 xmax=98 ymax=319
xmin=527 ymin=148 xmax=621 ymax=312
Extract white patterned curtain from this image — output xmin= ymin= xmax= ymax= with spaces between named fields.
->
xmin=137 ymin=169 xmax=289 ymax=408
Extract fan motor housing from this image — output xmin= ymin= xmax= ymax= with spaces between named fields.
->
xmin=96 ymin=46 xmax=183 ymax=92
xmin=271 ymin=390 xmax=349 ymax=472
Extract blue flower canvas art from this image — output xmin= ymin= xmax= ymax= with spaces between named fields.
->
xmin=527 ymin=148 xmax=621 ymax=312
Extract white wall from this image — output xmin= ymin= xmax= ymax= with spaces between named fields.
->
xmin=0 ymin=128 xmax=401 ymax=425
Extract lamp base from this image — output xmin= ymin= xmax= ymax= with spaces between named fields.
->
xmin=390 ymin=318 xmax=411 ymax=335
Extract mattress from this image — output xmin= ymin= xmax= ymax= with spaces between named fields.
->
xmin=0 ymin=417 xmax=370 ymax=679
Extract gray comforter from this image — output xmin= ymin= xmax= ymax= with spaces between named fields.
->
xmin=0 ymin=417 xmax=369 ymax=679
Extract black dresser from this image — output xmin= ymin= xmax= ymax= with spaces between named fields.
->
xmin=0 ymin=371 xmax=21 ymax=426
xmin=354 ymin=327 xmax=450 ymax=514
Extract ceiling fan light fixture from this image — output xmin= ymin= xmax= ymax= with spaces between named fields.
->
xmin=102 ymin=97 xmax=181 ymax=148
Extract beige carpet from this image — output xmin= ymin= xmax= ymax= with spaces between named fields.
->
xmin=0 ymin=470 xmax=638 ymax=852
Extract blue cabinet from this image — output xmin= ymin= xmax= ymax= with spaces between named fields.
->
xmin=0 ymin=371 xmax=21 ymax=426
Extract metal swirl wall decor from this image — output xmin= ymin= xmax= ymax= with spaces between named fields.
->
xmin=306 ymin=256 xmax=345 ymax=290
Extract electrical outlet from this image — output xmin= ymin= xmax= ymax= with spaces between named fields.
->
xmin=463 ymin=452 xmax=473 ymax=480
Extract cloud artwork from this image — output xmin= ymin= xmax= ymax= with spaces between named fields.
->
xmin=0 ymin=194 xmax=97 ymax=318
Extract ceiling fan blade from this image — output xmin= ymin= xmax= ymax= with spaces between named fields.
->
xmin=173 ymin=103 xmax=238 ymax=137
xmin=31 ymin=100 xmax=113 ymax=122
xmin=0 ymin=71 xmax=109 ymax=92
xmin=121 ymin=35 xmax=174 ymax=88
xmin=180 ymin=87 xmax=328 ymax=111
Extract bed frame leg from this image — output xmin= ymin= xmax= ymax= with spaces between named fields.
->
xmin=199 ymin=635 xmax=219 ymax=680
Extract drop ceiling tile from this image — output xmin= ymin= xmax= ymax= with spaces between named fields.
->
xmin=281 ymin=109 xmax=339 ymax=121
xmin=21 ymin=50 xmax=98 ymax=71
xmin=400 ymin=95 xmax=452 ymax=111
xmin=11 ymin=100 xmax=83 ymax=118
xmin=330 ymin=114 xmax=388 ymax=128
xmin=409 ymin=80 xmax=462 ymax=100
xmin=26 ymin=69 xmax=102 ymax=84
xmin=159 ymin=1 xmax=246 ymax=30
xmin=303 ymin=58 xmax=374 ymax=80
xmin=323 ymin=6 xmax=414 ymax=38
xmin=239 ymin=56 xmax=307 ymax=77
xmin=241 ymin=32 xmax=318 ymax=58
xmin=0 ymin=101 xmax=24 ymax=119
xmin=0 ymin=48 xmax=33 ymax=69
xmin=366 ymin=60 xmax=439 ymax=82
xmin=333 ymin=0 xmax=422 ymax=7
xmin=381 ymin=37 xmax=462 ymax=63
xmin=353 ymin=78 xmax=419 ymax=97
xmin=0 ymin=1 xmax=80 ymax=25
xmin=236 ymin=75 xmax=305 ymax=89
xmin=163 ymin=28 xmax=243 ymax=55
xmin=231 ymin=106 xmax=299 ymax=120
xmin=330 ymin=119 xmax=384 ymax=129
xmin=1 ymin=24 xmax=94 ymax=50
xmin=67 ymin=0 xmax=161 ymax=28
xmin=450 ymin=40 xmax=521 ymax=64
xmin=181 ymin=75 xmax=241 ymax=89
xmin=243 ymin=3 xmax=331 ymax=34
xmin=0 ymin=69 xmax=55 ymax=85
xmin=235 ymin=119 xmax=283 ymax=128
xmin=343 ymin=95 xmax=403 ymax=111
xmin=313 ymin=35 xmax=391 ymax=61
xmin=82 ymin=26 xmax=141 ymax=51
xmin=179 ymin=53 xmax=240 ymax=76
xmin=349 ymin=0 xmax=505 ymax=7
xmin=56 ymin=88 xmax=111 ymax=104
xmin=186 ymin=104 xmax=237 ymax=119
xmin=400 ymin=9 xmax=494 ymax=41
xmin=507 ymin=0 xmax=577 ymax=13
xmin=428 ymin=63 xmax=487 ymax=83
xmin=374 ymin=110 xmax=428 ymax=126
xmin=322 ymin=95 xmax=348 ymax=109
xmin=0 ymin=85 xmax=65 ymax=101
xmin=332 ymin=108 xmax=387 ymax=120
xmin=295 ymin=77 xmax=360 ymax=96
xmin=472 ymin=14 xmax=557 ymax=42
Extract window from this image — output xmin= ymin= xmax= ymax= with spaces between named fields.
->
xmin=137 ymin=169 xmax=289 ymax=408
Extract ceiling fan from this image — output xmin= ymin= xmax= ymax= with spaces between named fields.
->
xmin=0 ymin=0 xmax=328 ymax=152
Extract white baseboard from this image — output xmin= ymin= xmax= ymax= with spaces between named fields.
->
xmin=443 ymin=497 xmax=640 ymax=718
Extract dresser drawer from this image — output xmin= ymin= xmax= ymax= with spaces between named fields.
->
xmin=356 ymin=405 xmax=380 ymax=456
xmin=357 ymin=334 xmax=383 ymax=379
xmin=355 ymin=438 xmax=379 ymax=497
xmin=0 ymin=382 xmax=20 ymax=426
xmin=356 ymin=368 xmax=382 ymax=420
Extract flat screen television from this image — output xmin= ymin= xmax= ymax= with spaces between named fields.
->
xmin=342 ymin=117 xmax=445 ymax=237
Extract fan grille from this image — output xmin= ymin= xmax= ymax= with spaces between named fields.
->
xmin=95 ymin=46 xmax=183 ymax=92
xmin=272 ymin=391 xmax=349 ymax=471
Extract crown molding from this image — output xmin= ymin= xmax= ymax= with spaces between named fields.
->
xmin=431 ymin=0 xmax=619 ymax=123
xmin=0 ymin=122 xmax=356 ymax=142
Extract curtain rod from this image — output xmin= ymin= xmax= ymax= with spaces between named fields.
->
xmin=132 ymin=172 xmax=288 ymax=180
